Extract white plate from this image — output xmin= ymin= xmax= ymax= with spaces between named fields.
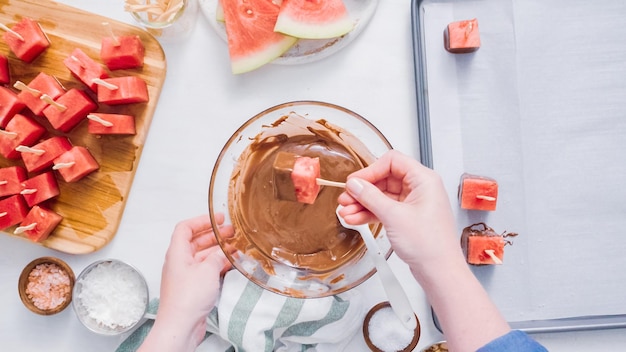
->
xmin=199 ymin=0 xmax=379 ymax=65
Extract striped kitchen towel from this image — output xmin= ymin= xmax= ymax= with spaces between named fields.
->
xmin=117 ymin=269 xmax=366 ymax=352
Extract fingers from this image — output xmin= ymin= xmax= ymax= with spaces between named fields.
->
xmin=195 ymin=246 xmax=232 ymax=274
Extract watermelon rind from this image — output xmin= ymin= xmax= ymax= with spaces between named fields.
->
xmin=231 ymin=38 xmax=297 ymax=74
xmin=274 ymin=0 xmax=355 ymax=39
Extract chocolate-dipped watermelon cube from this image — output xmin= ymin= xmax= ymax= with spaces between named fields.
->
xmin=20 ymin=171 xmax=60 ymax=207
xmin=16 ymin=72 xmax=65 ymax=116
xmin=460 ymin=223 xmax=518 ymax=265
xmin=444 ymin=18 xmax=481 ymax=53
xmin=273 ymin=151 xmax=321 ymax=204
xmin=96 ymin=76 xmax=149 ymax=105
xmin=0 ymin=54 xmax=10 ymax=84
xmin=458 ymin=173 xmax=498 ymax=211
xmin=0 ymin=86 xmax=26 ymax=128
xmin=63 ymin=48 xmax=109 ymax=92
xmin=87 ymin=113 xmax=136 ymax=135
xmin=0 ymin=194 xmax=29 ymax=230
xmin=53 ymin=146 xmax=99 ymax=182
xmin=100 ymin=35 xmax=145 ymax=70
xmin=15 ymin=205 xmax=62 ymax=242
xmin=0 ymin=113 xmax=46 ymax=159
xmin=2 ymin=17 xmax=50 ymax=63
xmin=42 ymin=88 xmax=97 ymax=132
xmin=19 ymin=136 xmax=72 ymax=173
xmin=0 ymin=166 xmax=27 ymax=197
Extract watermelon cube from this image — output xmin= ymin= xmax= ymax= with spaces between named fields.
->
xmin=2 ymin=17 xmax=50 ymax=63
xmin=458 ymin=173 xmax=498 ymax=211
xmin=87 ymin=113 xmax=136 ymax=135
xmin=0 ymin=166 xmax=27 ymax=197
xmin=20 ymin=171 xmax=60 ymax=207
xmin=19 ymin=136 xmax=72 ymax=173
xmin=16 ymin=72 xmax=66 ymax=116
xmin=0 ymin=194 xmax=29 ymax=230
xmin=444 ymin=18 xmax=481 ymax=54
xmin=272 ymin=151 xmax=321 ymax=204
xmin=15 ymin=205 xmax=63 ymax=242
xmin=466 ymin=235 xmax=505 ymax=265
xmin=0 ymin=113 xmax=46 ymax=159
xmin=0 ymin=54 xmax=10 ymax=84
xmin=63 ymin=48 xmax=109 ymax=92
xmin=42 ymin=88 xmax=97 ymax=132
xmin=100 ymin=35 xmax=145 ymax=70
xmin=96 ymin=76 xmax=149 ymax=105
xmin=53 ymin=146 xmax=99 ymax=183
xmin=0 ymin=86 xmax=26 ymax=128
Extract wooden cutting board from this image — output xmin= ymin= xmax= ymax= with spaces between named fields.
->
xmin=0 ymin=0 xmax=166 ymax=253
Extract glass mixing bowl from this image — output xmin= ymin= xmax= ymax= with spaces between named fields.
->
xmin=209 ymin=101 xmax=393 ymax=298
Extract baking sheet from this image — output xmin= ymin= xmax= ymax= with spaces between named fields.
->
xmin=412 ymin=0 xmax=626 ymax=331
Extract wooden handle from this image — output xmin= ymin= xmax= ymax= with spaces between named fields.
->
xmin=316 ymin=178 xmax=346 ymax=188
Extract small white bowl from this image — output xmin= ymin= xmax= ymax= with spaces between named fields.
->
xmin=72 ymin=259 xmax=149 ymax=335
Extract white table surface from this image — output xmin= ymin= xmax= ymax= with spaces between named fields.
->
xmin=0 ymin=0 xmax=624 ymax=351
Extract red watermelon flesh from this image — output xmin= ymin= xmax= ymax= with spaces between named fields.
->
xmin=17 ymin=72 xmax=66 ymax=116
xmin=97 ymin=76 xmax=149 ymax=105
xmin=445 ymin=18 xmax=481 ymax=54
xmin=291 ymin=156 xmax=321 ymax=204
xmin=275 ymin=0 xmax=354 ymax=39
xmin=53 ymin=146 xmax=99 ymax=183
xmin=467 ymin=235 xmax=504 ymax=265
xmin=0 ymin=86 xmax=26 ymax=128
xmin=100 ymin=35 xmax=145 ymax=70
xmin=20 ymin=136 xmax=72 ymax=173
xmin=2 ymin=17 xmax=50 ymax=63
xmin=18 ymin=205 xmax=63 ymax=243
xmin=63 ymin=48 xmax=109 ymax=92
xmin=0 ymin=113 xmax=46 ymax=159
xmin=220 ymin=0 xmax=298 ymax=74
xmin=458 ymin=173 xmax=498 ymax=211
xmin=0 ymin=55 xmax=10 ymax=84
xmin=20 ymin=171 xmax=60 ymax=207
xmin=43 ymin=88 xmax=97 ymax=132
xmin=0 ymin=195 xmax=29 ymax=230
xmin=0 ymin=166 xmax=27 ymax=197
xmin=87 ymin=113 xmax=136 ymax=135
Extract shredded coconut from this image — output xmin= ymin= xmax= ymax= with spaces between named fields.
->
xmin=26 ymin=263 xmax=71 ymax=311
xmin=368 ymin=306 xmax=415 ymax=352
xmin=77 ymin=261 xmax=147 ymax=329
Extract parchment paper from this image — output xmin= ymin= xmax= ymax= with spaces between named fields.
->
xmin=420 ymin=0 xmax=626 ymax=322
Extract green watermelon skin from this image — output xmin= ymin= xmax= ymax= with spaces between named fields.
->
xmin=274 ymin=0 xmax=354 ymax=39
xmin=221 ymin=0 xmax=297 ymax=74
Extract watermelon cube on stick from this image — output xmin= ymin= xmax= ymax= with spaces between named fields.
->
xmin=15 ymin=72 xmax=66 ymax=116
xmin=0 ymin=54 xmax=10 ymax=84
xmin=0 ymin=166 xmax=27 ymax=197
xmin=14 ymin=205 xmax=63 ymax=243
xmin=460 ymin=222 xmax=518 ymax=266
xmin=18 ymin=136 xmax=72 ymax=173
xmin=273 ymin=151 xmax=322 ymax=204
xmin=20 ymin=171 xmax=60 ymax=207
xmin=458 ymin=173 xmax=498 ymax=211
xmin=63 ymin=48 xmax=109 ymax=92
xmin=53 ymin=146 xmax=99 ymax=183
xmin=100 ymin=34 xmax=145 ymax=70
xmin=444 ymin=18 xmax=481 ymax=54
xmin=1 ymin=17 xmax=50 ymax=63
xmin=87 ymin=113 xmax=136 ymax=135
xmin=221 ymin=0 xmax=298 ymax=74
xmin=42 ymin=88 xmax=98 ymax=132
xmin=0 ymin=113 xmax=46 ymax=159
xmin=0 ymin=194 xmax=29 ymax=230
xmin=0 ymin=86 xmax=26 ymax=128
xmin=274 ymin=0 xmax=355 ymax=39
xmin=95 ymin=76 xmax=149 ymax=105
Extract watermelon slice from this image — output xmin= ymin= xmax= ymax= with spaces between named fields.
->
xmin=63 ymin=48 xmax=109 ymax=92
xmin=0 ymin=54 xmax=10 ymax=84
xmin=19 ymin=136 xmax=72 ymax=173
xmin=16 ymin=72 xmax=66 ymax=116
xmin=274 ymin=0 xmax=354 ymax=39
xmin=0 ymin=113 xmax=46 ymax=159
xmin=100 ymin=35 xmax=145 ymax=70
xmin=96 ymin=76 xmax=149 ymax=105
xmin=2 ymin=17 xmax=50 ymax=63
xmin=458 ymin=173 xmax=498 ymax=211
xmin=20 ymin=171 xmax=60 ymax=207
xmin=444 ymin=18 xmax=481 ymax=54
xmin=0 ymin=194 xmax=29 ymax=230
xmin=0 ymin=166 xmax=27 ymax=197
xmin=272 ymin=151 xmax=321 ymax=204
xmin=16 ymin=205 xmax=63 ymax=243
xmin=42 ymin=88 xmax=98 ymax=132
xmin=53 ymin=146 xmax=99 ymax=183
xmin=87 ymin=113 xmax=136 ymax=135
xmin=220 ymin=0 xmax=298 ymax=74
xmin=466 ymin=235 xmax=504 ymax=265
xmin=0 ymin=86 xmax=26 ymax=128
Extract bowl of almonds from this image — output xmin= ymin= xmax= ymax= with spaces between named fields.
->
xmin=18 ymin=256 xmax=75 ymax=315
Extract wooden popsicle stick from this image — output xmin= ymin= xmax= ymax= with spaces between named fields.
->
xmin=476 ymin=195 xmax=496 ymax=201
xmin=0 ymin=23 xmax=24 ymax=41
xmin=14 ymin=222 xmax=37 ymax=234
xmin=40 ymin=94 xmax=67 ymax=111
xmin=87 ymin=114 xmax=114 ymax=127
xmin=484 ymin=249 xmax=503 ymax=264
xmin=92 ymin=78 xmax=118 ymax=90
xmin=316 ymin=178 xmax=345 ymax=188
